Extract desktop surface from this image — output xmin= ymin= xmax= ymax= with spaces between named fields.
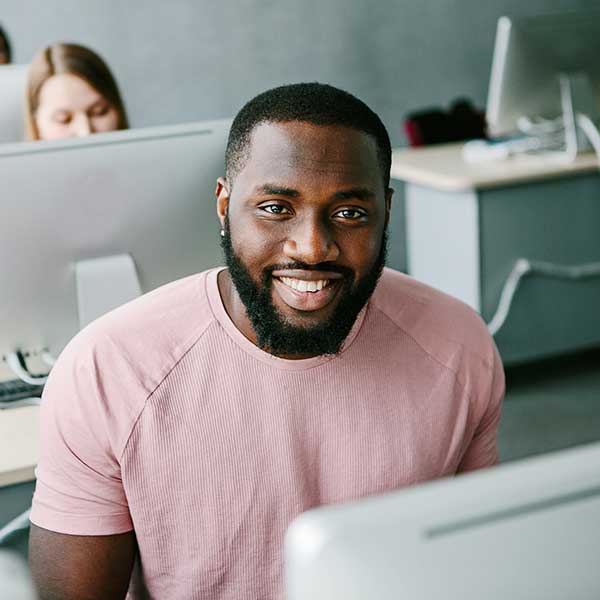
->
xmin=0 ymin=405 xmax=39 ymax=487
xmin=390 ymin=142 xmax=599 ymax=191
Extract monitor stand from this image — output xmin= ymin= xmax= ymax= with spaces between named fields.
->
xmin=560 ymin=72 xmax=599 ymax=160
xmin=2 ymin=254 xmax=142 ymax=385
xmin=75 ymin=253 xmax=142 ymax=329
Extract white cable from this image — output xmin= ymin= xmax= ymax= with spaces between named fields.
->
xmin=517 ymin=115 xmax=564 ymax=136
xmin=487 ymin=259 xmax=531 ymax=336
xmin=40 ymin=350 xmax=56 ymax=368
xmin=488 ymin=259 xmax=600 ymax=336
xmin=5 ymin=352 xmax=48 ymax=386
xmin=576 ymin=113 xmax=600 ymax=168
xmin=0 ymin=509 xmax=30 ymax=545
xmin=0 ymin=397 xmax=42 ymax=410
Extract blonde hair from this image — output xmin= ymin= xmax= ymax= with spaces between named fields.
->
xmin=25 ymin=43 xmax=128 ymax=140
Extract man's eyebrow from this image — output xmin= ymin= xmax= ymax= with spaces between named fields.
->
xmin=333 ymin=188 xmax=376 ymax=202
xmin=255 ymin=184 xmax=300 ymax=197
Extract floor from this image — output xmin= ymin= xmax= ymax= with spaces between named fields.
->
xmin=498 ymin=347 xmax=600 ymax=462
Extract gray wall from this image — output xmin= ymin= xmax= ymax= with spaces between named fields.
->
xmin=3 ymin=0 xmax=598 ymax=271
xmin=3 ymin=0 xmax=598 ymax=144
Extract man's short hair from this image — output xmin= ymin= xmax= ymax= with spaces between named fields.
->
xmin=225 ymin=83 xmax=392 ymax=188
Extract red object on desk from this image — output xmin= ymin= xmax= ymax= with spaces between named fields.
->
xmin=404 ymin=98 xmax=487 ymax=147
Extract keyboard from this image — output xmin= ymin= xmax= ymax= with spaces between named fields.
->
xmin=0 ymin=379 xmax=44 ymax=404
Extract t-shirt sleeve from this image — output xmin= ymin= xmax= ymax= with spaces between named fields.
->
xmin=457 ymin=344 xmax=505 ymax=473
xmin=30 ymin=331 xmax=144 ymax=535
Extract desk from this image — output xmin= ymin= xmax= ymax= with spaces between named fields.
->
xmin=391 ymin=143 xmax=600 ymax=364
xmin=0 ymin=404 xmax=38 ymax=552
xmin=0 ymin=405 xmax=39 ymax=488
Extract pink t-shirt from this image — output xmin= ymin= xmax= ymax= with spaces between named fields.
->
xmin=31 ymin=267 xmax=504 ymax=599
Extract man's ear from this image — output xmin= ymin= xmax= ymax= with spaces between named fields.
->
xmin=216 ymin=177 xmax=230 ymax=229
xmin=384 ymin=187 xmax=394 ymax=228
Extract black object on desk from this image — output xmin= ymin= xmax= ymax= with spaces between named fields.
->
xmin=0 ymin=379 xmax=43 ymax=404
xmin=404 ymin=97 xmax=487 ymax=146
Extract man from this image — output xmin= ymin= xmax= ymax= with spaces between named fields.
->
xmin=29 ymin=83 xmax=504 ymax=599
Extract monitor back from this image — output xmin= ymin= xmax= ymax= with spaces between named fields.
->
xmin=0 ymin=120 xmax=230 ymax=364
xmin=0 ymin=64 xmax=27 ymax=144
xmin=486 ymin=11 xmax=600 ymax=136
xmin=285 ymin=442 xmax=600 ymax=600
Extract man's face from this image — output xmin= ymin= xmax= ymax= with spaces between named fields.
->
xmin=217 ymin=121 xmax=392 ymax=356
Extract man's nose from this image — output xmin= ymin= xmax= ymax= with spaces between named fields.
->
xmin=72 ymin=113 xmax=92 ymax=137
xmin=283 ymin=216 xmax=339 ymax=264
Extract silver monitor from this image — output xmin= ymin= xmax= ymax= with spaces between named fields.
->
xmin=0 ymin=120 xmax=230 ymax=379
xmin=0 ymin=64 xmax=27 ymax=144
xmin=0 ymin=550 xmax=37 ymax=600
xmin=486 ymin=11 xmax=600 ymax=138
xmin=285 ymin=441 xmax=600 ymax=600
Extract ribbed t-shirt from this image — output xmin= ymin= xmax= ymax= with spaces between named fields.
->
xmin=31 ymin=267 xmax=504 ymax=599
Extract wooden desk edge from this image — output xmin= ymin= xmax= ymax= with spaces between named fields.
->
xmin=0 ymin=404 xmax=40 ymax=488
xmin=0 ymin=465 xmax=36 ymax=488
xmin=391 ymin=145 xmax=600 ymax=191
xmin=390 ymin=163 xmax=600 ymax=192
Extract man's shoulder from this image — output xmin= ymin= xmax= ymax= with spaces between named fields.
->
xmin=56 ymin=269 xmax=218 ymax=397
xmin=371 ymin=268 xmax=496 ymax=371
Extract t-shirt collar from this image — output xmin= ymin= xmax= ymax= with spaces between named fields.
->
xmin=205 ymin=267 xmax=368 ymax=371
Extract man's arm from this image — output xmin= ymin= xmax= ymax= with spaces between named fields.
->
xmin=29 ymin=524 xmax=136 ymax=600
xmin=457 ymin=343 xmax=505 ymax=473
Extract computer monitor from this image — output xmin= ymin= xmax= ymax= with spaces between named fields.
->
xmin=285 ymin=441 xmax=600 ymax=599
xmin=0 ymin=119 xmax=230 ymax=380
xmin=486 ymin=11 xmax=600 ymax=140
xmin=0 ymin=64 xmax=27 ymax=144
xmin=0 ymin=550 xmax=37 ymax=600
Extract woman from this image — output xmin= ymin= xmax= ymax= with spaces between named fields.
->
xmin=25 ymin=43 xmax=128 ymax=141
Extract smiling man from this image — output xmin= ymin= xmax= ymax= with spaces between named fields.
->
xmin=29 ymin=84 xmax=504 ymax=600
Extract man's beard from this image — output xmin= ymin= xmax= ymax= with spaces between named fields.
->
xmin=220 ymin=217 xmax=387 ymax=357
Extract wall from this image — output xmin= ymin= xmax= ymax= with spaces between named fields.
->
xmin=3 ymin=0 xmax=597 ymax=142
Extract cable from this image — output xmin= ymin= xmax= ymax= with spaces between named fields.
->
xmin=487 ymin=259 xmax=600 ymax=336
xmin=40 ymin=350 xmax=56 ymax=368
xmin=487 ymin=259 xmax=530 ymax=336
xmin=576 ymin=113 xmax=600 ymax=167
xmin=5 ymin=351 xmax=48 ymax=386
xmin=517 ymin=115 xmax=565 ymax=136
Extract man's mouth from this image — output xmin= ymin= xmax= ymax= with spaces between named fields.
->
xmin=279 ymin=277 xmax=332 ymax=293
xmin=270 ymin=270 xmax=345 ymax=312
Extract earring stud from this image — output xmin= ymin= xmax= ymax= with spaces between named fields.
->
xmin=220 ymin=229 xmax=225 ymax=237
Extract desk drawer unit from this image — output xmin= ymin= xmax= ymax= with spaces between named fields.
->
xmin=404 ymin=173 xmax=600 ymax=365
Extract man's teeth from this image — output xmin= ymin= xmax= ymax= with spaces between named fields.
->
xmin=280 ymin=277 xmax=331 ymax=292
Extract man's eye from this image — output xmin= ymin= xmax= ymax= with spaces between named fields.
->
xmin=335 ymin=208 xmax=367 ymax=220
xmin=261 ymin=204 xmax=291 ymax=215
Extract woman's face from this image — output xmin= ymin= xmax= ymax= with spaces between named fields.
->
xmin=35 ymin=73 xmax=119 ymax=140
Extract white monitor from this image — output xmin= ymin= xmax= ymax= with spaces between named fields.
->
xmin=0 ymin=64 xmax=27 ymax=144
xmin=0 ymin=120 xmax=230 ymax=379
xmin=285 ymin=441 xmax=600 ymax=600
xmin=486 ymin=11 xmax=600 ymax=138
xmin=0 ymin=550 xmax=37 ymax=600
